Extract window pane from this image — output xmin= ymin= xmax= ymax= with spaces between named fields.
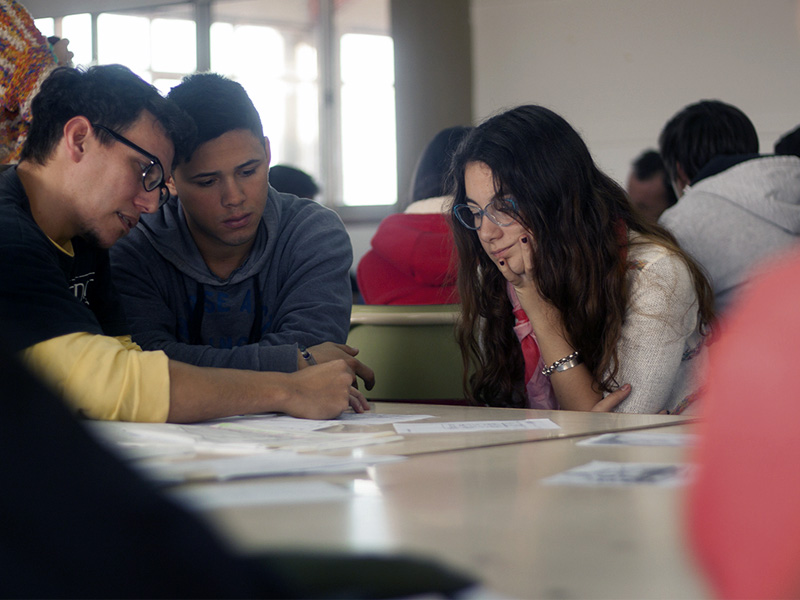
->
xmin=296 ymin=43 xmax=317 ymax=82
xmin=340 ymin=33 xmax=396 ymax=206
xmin=297 ymin=82 xmax=319 ymax=145
xmin=296 ymin=81 xmax=320 ymax=175
xmin=211 ymin=24 xmax=286 ymax=163
xmin=151 ymin=18 xmax=196 ymax=73
xmin=248 ymin=80 xmax=287 ymax=166
xmin=33 ymin=17 xmax=54 ymax=37
xmin=211 ymin=24 xmax=284 ymax=77
xmin=341 ymin=83 xmax=397 ymax=206
xmin=97 ymin=13 xmax=151 ymax=77
xmin=209 ymin=22 xmax=235 ymax=75
xmin=341 ymin=33 xmax=394 ymax=85
xmin=153 ymin=78 xmax=183 ymax=97
xmin=62 ymin=14 xmax=92 ymax=68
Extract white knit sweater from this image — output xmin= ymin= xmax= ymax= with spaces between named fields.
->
xmin=608 ymin=235 xmax=707 ymax=413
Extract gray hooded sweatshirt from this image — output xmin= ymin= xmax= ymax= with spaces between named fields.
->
xmin=658 ymin=155 xmax=800 ymax=314
xmin=110 ymin=187 xmax=353 ymax=373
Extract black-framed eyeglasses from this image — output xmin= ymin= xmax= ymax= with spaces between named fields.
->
xmin=91 ymin=123 xmax=170 ymax=207
xmin=453 ymin=197 xmax=519 ymax=230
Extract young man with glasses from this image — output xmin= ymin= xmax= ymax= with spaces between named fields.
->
xmin=0 ymin=64 xmax=369 ymax=423
xmin=110 ymin=73 xmax=374 ymax=386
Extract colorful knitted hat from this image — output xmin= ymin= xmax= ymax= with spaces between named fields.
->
xmin=0 ymin=0 xmax=57 ymax=164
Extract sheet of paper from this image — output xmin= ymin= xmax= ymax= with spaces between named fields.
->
xmin=205 ymin=426 xmax=404 ymax=452
xmin=202 ymin=412 xmax=434 ymax=432
xmin=393 ymin=418 xmax=560 ymax=434
xmin=108 ymin=444 xmax=196 ymax=461
xmin=168 ymin=480 xmax=351 ymax=510
xmin=199 ymin=414 xmax=332 ymax=433
xmin=541 ymin=460 xmax=693 ymax=487
xmin=139 ymin=451 xmax=404 ymax=484
xmin=576 ymin=432 xmax=698 ymax=447
xmin=294 ymin=413 xmax=435 ymax=427
xmin=86 ymin=420 xmax=404 ymax=456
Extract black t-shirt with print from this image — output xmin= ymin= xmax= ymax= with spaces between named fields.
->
xmin=0 ymin=167 xmax=128 ymax=352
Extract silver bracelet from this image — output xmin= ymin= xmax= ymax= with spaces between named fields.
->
xmin=541 ymin=350 xmax=582 ymax=377
xmin=298 ymin=345 xmax=317 ymax=366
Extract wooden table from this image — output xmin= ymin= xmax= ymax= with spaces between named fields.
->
xmin=177 ymin=404 xmax=708 ymax=598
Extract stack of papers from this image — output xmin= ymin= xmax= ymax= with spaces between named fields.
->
xmin=85 ymin=413 xmax=419 ymax=459
xmin=83 ymin=412 xmax=423 ymax=484
xmin=542 ymin=461 xmax=694 ymax=487
xmin=143 ymin=451 xmax=403 ymax=485
xmin=394 ymin=418 xmax=560 ymax=434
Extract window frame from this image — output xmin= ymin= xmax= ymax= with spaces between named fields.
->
xmin=37 ymin=0 xmax=397 ymax=222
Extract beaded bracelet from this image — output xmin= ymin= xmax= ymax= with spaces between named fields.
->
xmin=541 ymin=350 xmax=582 ymax=377
xmin=298 ymin=345 xmax=317 ymax=366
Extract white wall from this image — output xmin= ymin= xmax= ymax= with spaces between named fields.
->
xmin=470 ymin=0 xmax=800 ymax=183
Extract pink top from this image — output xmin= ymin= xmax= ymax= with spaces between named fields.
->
xmin=507 ymin=282 xmax=558 ymax=410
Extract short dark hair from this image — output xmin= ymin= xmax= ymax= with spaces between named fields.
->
xmin=409 ymin=126 xmax=472 ymax=207
xmin=631 ymin=149 xmax=664 ymax=180
xmin=658 ymin=99 xmax=759 ymax=185
xmin=167 ymin=73 xmax=264 ymax=164
xmin=269 ymin=165 xmax=320 ymax=199
xmin=774 ymin=125 xmax=800 ymax=158
xmin=20 ymin=64 xmax=194 ymax=167
xmin=630 ymin=149 xmax=677 ymax=208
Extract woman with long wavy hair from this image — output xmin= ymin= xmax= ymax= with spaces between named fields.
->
xmin=450 ymin=105 xmax=714 ymax=413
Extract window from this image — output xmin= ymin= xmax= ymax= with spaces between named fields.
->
xmin=97 ymin=4 xmax=196 ymax=92
xmin=340 ymin=33 xmax=396 ymax=207
xmin=35 ymin=0 xmax=396 ymax=216
xmin=209 ymin=22 xmax=294 ymax=170
xmin=61 ymin=13 xmax=92 ymax=67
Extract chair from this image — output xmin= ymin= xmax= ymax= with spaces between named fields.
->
xmin=347 ymin=304 xmax=467 ymax=403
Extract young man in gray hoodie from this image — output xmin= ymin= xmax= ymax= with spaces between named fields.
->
xmin=658 ymin=100 xmax=800 ymax=314
xmin=111 ymin=73 xmax=374 ymax=387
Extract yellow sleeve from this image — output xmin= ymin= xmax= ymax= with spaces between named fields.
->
xmin=21 ymin=332 xmax=170 ymax=422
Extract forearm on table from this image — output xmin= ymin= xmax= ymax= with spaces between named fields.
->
xmin=520 ymin=291 xmax=603 ymax=411
xmin=166 ymin=360 xmax=291 ymax=423
xmin=136 ymin=333 xmax=299 ymax=373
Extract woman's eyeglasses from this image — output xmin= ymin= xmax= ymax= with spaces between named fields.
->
xmin=453 ymin=197 xmax=518 ymax=230
xmin=91 ymin=123 xmax=170 ymax=207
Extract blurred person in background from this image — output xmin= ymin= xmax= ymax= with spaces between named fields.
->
xmin=626 ymin=149 xmax=676 ymax=224
xmin=658 ymin=99 xmax=800 ymax=315
xmin=47 ymin=35 xmax=74 ymax=68
xmin=269 ymin=164 xmax=320 ymax=200
xmin=357 ymin=126 xmax=470 ymax=305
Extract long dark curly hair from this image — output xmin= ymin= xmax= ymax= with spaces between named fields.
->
xmin=449 ymin=105 xmax=714 ymax=408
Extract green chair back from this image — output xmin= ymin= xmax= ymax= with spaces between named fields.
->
xmin=347 ymin=304 xmax=466 ymax=403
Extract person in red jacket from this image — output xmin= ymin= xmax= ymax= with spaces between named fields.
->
xmin=687 ymin=248 xmax=800 ymax=599
xmin=357 ymin=126 xmax=471 ymax=305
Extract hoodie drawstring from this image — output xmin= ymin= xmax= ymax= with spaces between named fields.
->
xmin=188 ymin=281 xmax=205 ymax=345
xmin=248 ymin=281 xmax=262 ymax=344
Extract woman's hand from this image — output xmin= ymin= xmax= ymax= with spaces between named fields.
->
xmin=590 ymin=383 xmax=631 ymax=412
xmin=497 ymin=234 xmax=624 ymax=414
xmin=497 ymin=234 xmax=539 ymax=291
